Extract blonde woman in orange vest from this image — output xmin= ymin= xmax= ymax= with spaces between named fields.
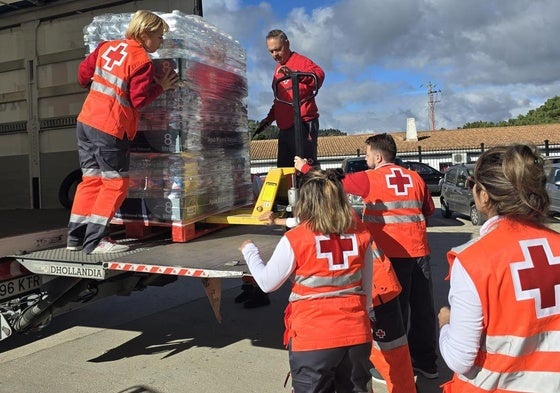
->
xmin=239 ymin=169 xmax=374 ymax=393
xmin=439 ymin=144 xmax=560 ymax=392
xmin=67 ymin=10 xmax=179 ymax=254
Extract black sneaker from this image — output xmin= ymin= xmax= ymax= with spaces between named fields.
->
xmin=244 ymin=287 xmax=270 ymax=308
xmin=234 ymin=285 xmax=253 ymax=303
xmin=413 ymin=365 xmax=439 ymax=379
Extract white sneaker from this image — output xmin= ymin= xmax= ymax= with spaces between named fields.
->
xmin=371 ymin=368 xmax=417 ymax=385
xmin=370 ymin=368 xmax=386 ymax=385
xmin=66 ymin=245 xmax=83 ymax=251
xmin=90 ymin=238 xmax=129 ymax=254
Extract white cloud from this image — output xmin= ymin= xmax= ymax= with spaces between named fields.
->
xmin=203 ymin=0 xmax=560 ymax=133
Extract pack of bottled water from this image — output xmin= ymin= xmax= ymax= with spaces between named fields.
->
xmin=83 ymin=11 xmax=252 ymax=225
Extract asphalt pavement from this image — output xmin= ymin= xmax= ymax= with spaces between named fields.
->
xmin=1 ymin=201 xmax=559 ymax=392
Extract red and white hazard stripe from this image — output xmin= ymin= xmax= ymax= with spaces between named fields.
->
xmin=104 ymin=262 xmax=243 ymax=278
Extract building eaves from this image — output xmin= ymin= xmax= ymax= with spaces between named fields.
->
xmin=250 ymin=124 xmax=560 ymax=160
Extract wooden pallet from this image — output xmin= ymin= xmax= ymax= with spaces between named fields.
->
xmin=111 ymin=218 xmax=227 ymax=243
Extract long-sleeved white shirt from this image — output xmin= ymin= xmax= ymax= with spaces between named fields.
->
xmin=240 ymin=234 xmax=373 ymax=307
xmin=439 ymin=216 xmax=502 ymax=374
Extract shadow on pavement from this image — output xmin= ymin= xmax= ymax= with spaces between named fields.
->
xmin=85 ymin=284 xmax=290 ymax=362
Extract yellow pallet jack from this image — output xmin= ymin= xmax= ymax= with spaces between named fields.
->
xmin=205 ymin=72 xmax=320 ymax=225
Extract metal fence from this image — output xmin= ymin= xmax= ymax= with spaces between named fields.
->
xmin=250 ymin=140 xmax=560 ymax=174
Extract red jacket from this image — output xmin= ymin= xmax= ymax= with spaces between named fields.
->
xmin=77 ymin=39 xmax=163 ymax=139
xmin=265 ymin=52 xmax=324 ymax=130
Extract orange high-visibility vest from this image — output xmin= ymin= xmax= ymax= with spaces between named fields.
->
xmin=78 ymin=39 xmax=151 ymax=140
xmin=362 ymin=164 xmax=430 ymax=258
xmin=284 ymin=222 xmax=373 ymax=351
xmin=444 ymin=218 xmax=560 ymax=392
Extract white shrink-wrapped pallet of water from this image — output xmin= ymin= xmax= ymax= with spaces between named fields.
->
xmin=83 ymin=11 xmax=253 ymax=226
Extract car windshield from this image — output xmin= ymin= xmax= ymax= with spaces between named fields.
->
xmin=345 ymin=159 xmax=368 ymax=173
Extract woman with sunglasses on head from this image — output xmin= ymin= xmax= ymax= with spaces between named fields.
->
xmin=438 ymin=144 xmax=560 ymax=392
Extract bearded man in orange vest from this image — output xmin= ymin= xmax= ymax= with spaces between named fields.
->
xmin=296 ymin=132 xmax=437 ymax=392
xmin=67 ymin=10 xmax=179 ymax=254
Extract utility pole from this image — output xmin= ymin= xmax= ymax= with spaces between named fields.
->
xmin=426 ymin=82 xmax=442 ymax=131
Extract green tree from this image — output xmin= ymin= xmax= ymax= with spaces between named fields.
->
xmin=461 ymin=96 xmax=560 ymax=128
xmin=248 ymin=120 xmax=346 ymax=139
xmin=248 ymin=119 xmax=279 ymax=140
xmin=319 ymin=128 xmax=347 ymax=136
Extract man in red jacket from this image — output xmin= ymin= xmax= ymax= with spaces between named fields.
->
xmin=255 ymin=29 xmax=325 ymax=168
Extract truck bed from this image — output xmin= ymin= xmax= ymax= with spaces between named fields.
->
xmin=0 ymin=209 xmax=69 ymax=238
xmin=11 ymin=224 xmax=284 ymax=279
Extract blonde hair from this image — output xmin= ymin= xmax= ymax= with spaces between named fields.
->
xmin=294 ymin=169 xmax=356 ymax=234
xmin=125 ymin=10 xmax=169 ymax=40
xmin=475 ymin=144 xmax=550 ymax=222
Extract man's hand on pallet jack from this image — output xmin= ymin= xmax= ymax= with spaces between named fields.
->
xmin=294 ymin=156 xmax=310 ymax=172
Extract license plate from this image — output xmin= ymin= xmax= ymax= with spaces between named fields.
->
xmin=0 ymin=275 xmax=41 ymax=301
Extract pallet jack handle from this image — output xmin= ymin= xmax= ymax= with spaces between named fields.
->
xmin=273 ymin=72 xmax=320 ymax=159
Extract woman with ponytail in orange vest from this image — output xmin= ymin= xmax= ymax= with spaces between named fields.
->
xmin=67 ymin=10 xmax=179 ymax=254
xmin=239 ymin=169 xmax=374 ymax=393
xmin=439 ymin=144 xmax=560 ymax=392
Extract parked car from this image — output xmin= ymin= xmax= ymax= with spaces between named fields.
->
xmin=439 ymin=163 xmax=485 ymax=225
xmin=341 ymin=157 xmax=369 ymax=212
xmin=341 ymin=156 xmax=369 ymax=174
xmin=341 ymin=157 xmax=443 ymax=193
xmin=398 ymin=161 xmax=444 ymax=194
xmin=546 ymin=163 xmax=560 ymax=215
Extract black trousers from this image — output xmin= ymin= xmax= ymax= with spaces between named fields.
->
xmin=289 ymin=342 xmax=372 ymax=393
xmin=277 ymin=118 xmax=319 ymax=168
xmin=390 ymin=256 xmax=438 ymax=369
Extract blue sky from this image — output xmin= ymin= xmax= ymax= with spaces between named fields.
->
xmin=202 ymin=0 xmax=560 ymax=134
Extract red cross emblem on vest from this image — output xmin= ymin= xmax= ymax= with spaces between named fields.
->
xmin=316 ymin=234 xmax=358 ymax=271
xmin=386 ymin=167 xmax=413 ymax=195
xmin=101 ymin=42 xmax=129 ymax=72
xmin=510 ymin=238 xmax=560 ymax=318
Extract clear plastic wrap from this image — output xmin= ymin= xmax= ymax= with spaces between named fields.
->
xmin=84 ymin=11 xmax=252 ymax=224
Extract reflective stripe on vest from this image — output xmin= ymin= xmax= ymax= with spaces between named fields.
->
xmin=458 ymin=367 xmax=559 ymax=393
xmin=365 ymin=200 xmax=423 ymax=210
xmin=362 ymin=211 xmax=425 ymax=224
xmin=90 ymin=67 xmax=131 ymax=108
xmin=484 ymin=330 xmax=560 ymax=356
xmin=289 ymin=270 xmax=363 ymax=301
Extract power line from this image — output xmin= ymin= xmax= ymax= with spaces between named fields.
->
xmin=424 ymin=81 xmax=442 ymax=131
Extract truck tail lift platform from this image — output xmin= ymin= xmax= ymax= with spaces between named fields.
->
xmin=0 ymin=224 xmax=282 ymax=342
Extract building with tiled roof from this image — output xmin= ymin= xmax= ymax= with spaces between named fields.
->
xmin=250 ymin=123 xmax=560 ymax=173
